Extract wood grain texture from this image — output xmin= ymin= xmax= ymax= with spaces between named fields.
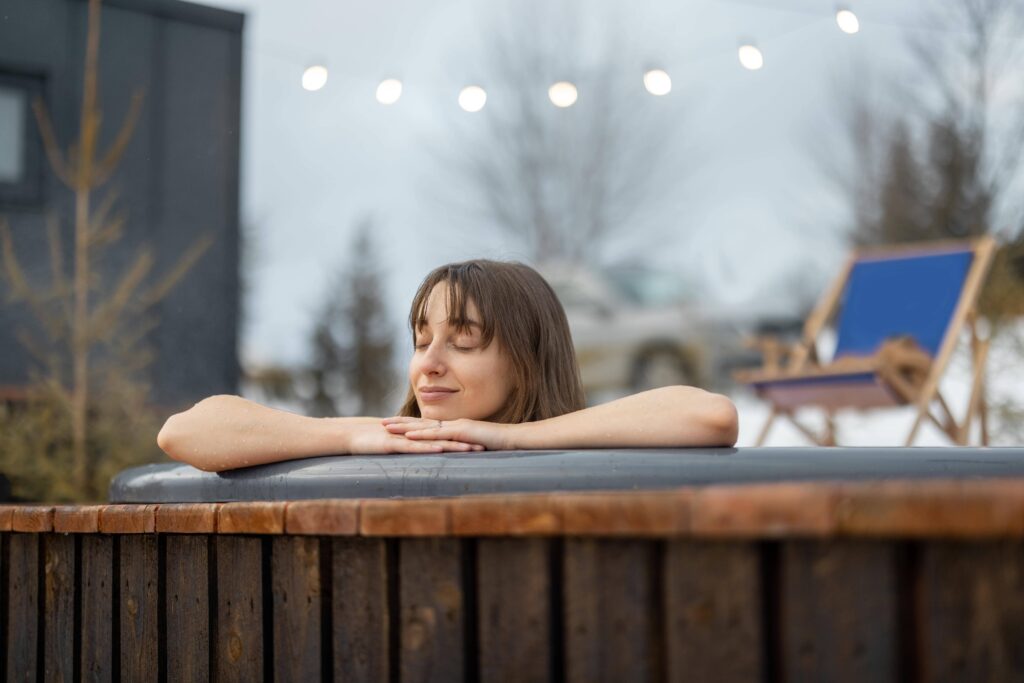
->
xmin=450 ymin=494 xmax=562 ymax=536
xmin=286 ymin=499 xmax=359 ymax=535
xmin=7 ymin=533 xmax=40 ymax=682
xmin=165 ymin=535 xmax=210 ymax=683
xmin=333 ymin=537 xmax=390 ymax=683
xmin=82 ymin=534 xmax=115 ymax=682
xmin=53 ymin=505 xmax=102 ymax=533
xmin=664 ymin=541 xmax=762 ymax=682
xmin=477 ymin=539 xmax=551 ymax=683
xmin=919 ymin=541 xmax=1024 ymax=682
xmin=0 ymin=506 xmax=13 ymax=531
xmin=272 ymin=535 xmax=322 ymax=682
xmin=781 ymin=540 xmax=899 ymax=683
xmin=400 ymin=538 xmax=465 ymax=683
xmin=216 ymin=536 xmax=264 ymax=683
xmin=219 ymin=502 xmax=286 ymax=534
xmin=99 ymin=504 xmax=156 ymax=533
xmin=361 ymin=499 xmax=450 ymax=536
xmin=12 ymin=505 xmax=54 ymax=532
xmin=691 ymin=483 xmax=839 ymax=537
xmin=836 ymin=481 xmax=1024 ymax=538
xmin=156 ymin=504 xmax=220 ymax=533
xmin=561 ymin=491 xmax=691 ymax=536
xmin=43 ymin=534 xmax=76 ymax=682
xmin=563 ymin=539 xmax=661 ymax=683
xmin=120 ymin=535 xmax=159 ymax=683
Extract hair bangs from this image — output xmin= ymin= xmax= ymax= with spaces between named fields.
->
xmin=409 ymin=263 xmax=497 ymax=348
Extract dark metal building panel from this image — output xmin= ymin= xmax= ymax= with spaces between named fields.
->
xmin=0 ymin=0 xmax=242 ymax=405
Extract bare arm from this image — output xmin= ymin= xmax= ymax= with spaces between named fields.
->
xmin=385 ymin=385 xmax=739 ymax=449
xmin=510 ymin=385 xmax=738 ymax=449
xmin=157 ymin=394 xmax=479 ymax=472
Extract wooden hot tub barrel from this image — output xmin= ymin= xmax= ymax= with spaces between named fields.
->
xmin=2 ymin=447 xmax=1024 ymax=681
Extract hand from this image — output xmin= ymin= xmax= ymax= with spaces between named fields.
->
xmin=346 ymin=421 xmax=484 ymax=455
xmin=381 ymin=417 xmax=517 ymax=451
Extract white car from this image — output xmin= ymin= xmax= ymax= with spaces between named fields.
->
xmin=540 ymin=264 xmax=719 ymax=400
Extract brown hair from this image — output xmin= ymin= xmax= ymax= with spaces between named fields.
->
xmin=398 ymin=259 xmax=585 ymax=423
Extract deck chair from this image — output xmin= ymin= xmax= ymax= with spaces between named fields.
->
xmin=735 ymin=237 xmax=997 ymax=446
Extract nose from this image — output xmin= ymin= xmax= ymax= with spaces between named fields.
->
xmin=418 ymin=341 xmax=447 ymax=376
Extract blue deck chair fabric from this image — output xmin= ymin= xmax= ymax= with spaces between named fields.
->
xmin=833 ymin=249 xmax=974 ymax=359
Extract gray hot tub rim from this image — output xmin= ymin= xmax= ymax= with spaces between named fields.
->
xmin=109 ymin=447 xmax=1024 ymax=503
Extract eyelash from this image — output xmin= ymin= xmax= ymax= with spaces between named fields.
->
xmin=414 ymin=341 xmax=475 ymax=351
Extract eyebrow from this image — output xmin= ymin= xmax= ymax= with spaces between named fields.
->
xmin=414 ymin=317 xmax=483 ymax=332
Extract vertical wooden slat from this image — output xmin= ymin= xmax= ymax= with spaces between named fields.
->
xmin=919 ymin=541 xmax=1024 ymax=682
xmin=7 ymin=533 xmax=39 ymax=683
xmin=563 ymin=539 xmax=660 ymax=683
xmin=663 ymin=541 xmax=762 ymax=682
xmin=400 ymin=538 xmax=465 ymax=683
xmin=781 ymin=540 xmax=899 ymax=683
xmin=43 ymin=533 xmax=76 ymax=681
xmin=82 ymin=534 xmax=115 ymax=682
xmin=0 ymin=533 xmax=6 ymax=673
xmin=477 ymin=538 xmax=551 ymax=683
xmin=120 ymin=535 xmax=159 ymax=682
xmin=333 ymin=537 xmax=389 ymax=683
xmin=272 ymin=535 xmax=321 ymax=682
xmin=216 ymin=535 xmax=264 ymax=683
xmin=165 ymin=535 xmax=210 ymax=683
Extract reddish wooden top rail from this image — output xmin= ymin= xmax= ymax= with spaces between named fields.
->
xmin=5 ymin=478 xmax=1024 ymax=538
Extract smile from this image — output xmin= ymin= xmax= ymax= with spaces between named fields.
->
xmin=418 ymin=387 xmax=458 ymax=402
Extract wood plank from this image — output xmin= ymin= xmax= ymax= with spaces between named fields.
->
xmin=287 ymin=499 xmax=359 ymax=535
xmin=165 ymin=535 xmax=210 ymax=683
xmin=361 ymin=499 xmax=450 ymax=536
xmin=219 ymin=502 xmax=286 ymax=534
xmin=216 ymin=536 xmax=264 ymax=683
xmin=0 ymin=534 xmax=5 ymax=669
xmin=450 ymin=494 xmax=562 ymax=536
xmin=54 ymin=505 xmax=103 ymax=533
xmin=781 ymin=540 xmax=899 ymax=683
xmin=563 ymin=539 xmax=660 ymax=683
xmin=0 ymin=506 xmax=14 ymax=530
xmin=82 ymin=534 xmax=115 ymax=682
xmin=155 ymin=503 xmax=220 ymax=533
xmin=400 ymin=538 xmax=465 ymax=682
xmin=120 ymin=535 xmax=159 ymax=682
xmin=7 ymin=533 xmax=40 ymax=682
xmin=12 ymin=505 xmax=54 ymax=532
xmin=560 ymin=491 xmax=691 ymax=536
xmin=43 ymin=533 xmax=76 ymax=682
xmin=919 ymin=541 xmax=1024 ymax=682
xmin=100 ymin=504 xmax=157 ymax=533
xmin=272 ymin=535 xmax=322 ymax=681
xmin=477 ymin=539 xmax=551 ymax=683
xmin=333 ymin=537 xmax=389 ymax=683
xmin=691 ymin=483 xmax=839 ymax=538
xmin=664 ymin=541 xmax=762 ymax=682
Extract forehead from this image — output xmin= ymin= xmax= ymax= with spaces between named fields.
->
xmin=421 ymin=282 xmax=481 ymax=323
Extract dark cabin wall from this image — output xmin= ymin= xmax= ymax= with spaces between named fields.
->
xmin=0 ymin=0 xmax=243 ymax=407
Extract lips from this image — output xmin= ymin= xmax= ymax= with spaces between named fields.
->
xmin=418 ymin=386 xmax=458 ymax=403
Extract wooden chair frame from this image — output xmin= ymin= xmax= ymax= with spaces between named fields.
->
xmin=739 ymin=237 xmax=998 ymax=447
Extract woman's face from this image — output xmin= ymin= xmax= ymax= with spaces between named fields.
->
xmin=408 ymin=283 xmax=513 ymax=421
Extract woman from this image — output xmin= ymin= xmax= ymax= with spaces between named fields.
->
xmin=157 ymin=259 xmax=738 ymax=472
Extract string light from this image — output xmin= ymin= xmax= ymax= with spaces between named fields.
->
xmin=548 ymin=81 xmax=578 ymax=108
xmin=375 ymin=78 xmax=403 ymax=105
xmin=738 ymin=44 xmax=764 ymax=70
xmin=301 ymin=65 xmax=328 ymax=91
xmin=642 ymin=69 xmax=672 ymax=96
xmin=835 ymin=8 xmax=860 ymax=34
xmin=458 ymin=86 xmax=487 ymax=112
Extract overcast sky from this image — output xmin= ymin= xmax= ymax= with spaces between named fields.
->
xmin=203 ymin=0 xmax=932 ymax=368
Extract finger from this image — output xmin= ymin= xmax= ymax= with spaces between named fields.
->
xmin=381 ymin=416 xmax=421 ymax=425
xmin=384 ymin=421 xmax=434 ymax=434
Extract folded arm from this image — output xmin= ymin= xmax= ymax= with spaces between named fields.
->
xmin=157 ymin=394 xmax=479 ymax=472
xmin=386 ymin=385 xmax=739 ymax=450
